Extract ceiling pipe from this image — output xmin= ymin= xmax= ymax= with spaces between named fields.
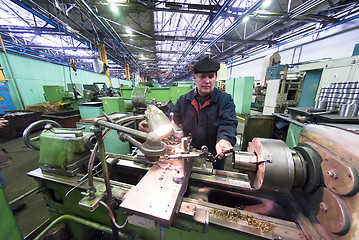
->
xmin=170 ymin=0 xmax=266 ymax=79
xmin=188 ymin=0 xmax=267 ymax=67
xmin=4 ymin=42 xmax=92 ymax=70
xmin=224 ymin=0 xmax=327 ymax=59
xmin=228 ymin=12 xmax=359 ymax=66
xmin=10 ymin=0 xmax=95 ymax=55
xmin=9 ymin=0 xmax=124 ymax=69
xmin=172 ymin=0 xmax=233 ymax=71
xmin=76 ymin=0 xmax=145 ymax=74
xmin=175 ymin=0 xmax=326 ymax=77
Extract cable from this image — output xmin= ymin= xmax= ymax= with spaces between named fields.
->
xmin=99 ymin=201 xmax=128 ymax=229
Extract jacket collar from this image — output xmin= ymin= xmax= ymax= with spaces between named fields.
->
xmin=186 ymin=87 xmax=220 ymax=103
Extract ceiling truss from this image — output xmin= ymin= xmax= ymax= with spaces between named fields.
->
xmin=0 ymin=0 xmax=358 ymax=82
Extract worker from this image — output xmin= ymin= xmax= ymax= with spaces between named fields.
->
xmin=0 ymin=118 xmax=9 ymax=189
xmin=0 ymin=118 xmax=27 ymax=213
xmin=140 ymin=57 xmax=237 ymax=169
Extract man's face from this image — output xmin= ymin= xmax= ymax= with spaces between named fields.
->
xmin=193 ymin=72 xmax=217 ymax=96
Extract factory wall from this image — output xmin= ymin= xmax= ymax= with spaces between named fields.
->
xmin=228 ymin=18 xmax=359 ymax=82
xmin=0 ymin=52 xmax=130 ymax=109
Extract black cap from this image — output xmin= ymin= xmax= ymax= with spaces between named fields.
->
xmin=193 ymin=57 xmax=220 ymax=73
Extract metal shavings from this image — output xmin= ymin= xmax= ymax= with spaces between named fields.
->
xmin=210 ymin=207 xmax=276 ymax=233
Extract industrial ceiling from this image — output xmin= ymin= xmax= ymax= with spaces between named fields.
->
xmin=0 ymin=0 xmax=358 ymax=83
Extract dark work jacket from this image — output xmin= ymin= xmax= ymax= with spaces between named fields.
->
xmin=169 ymin=88 xmax=238 ymax=155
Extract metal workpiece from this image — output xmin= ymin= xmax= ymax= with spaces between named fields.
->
xmin=190 ymin=170 xmax=253 ymax=191
xmin=232 ymin=151 xmax=257 ymax=172
xmin=173 ymin=128 xmax=184 ymax=141
xmin=248 ymin=138 xmax=298 ymax=194
xmin=314 ymin=100 xmax=328 ymax=110
xmin=319 ymin=81 xmax=359 ymax=112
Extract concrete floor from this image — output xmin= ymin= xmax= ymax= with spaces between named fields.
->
xmin=0 ymin=136 xmax=49 ymax=238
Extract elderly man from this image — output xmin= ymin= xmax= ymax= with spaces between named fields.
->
xmin=140 ymin=57 xmax=237 ymax=169
xmin=169 ymin=57 xmax=237 ymax=169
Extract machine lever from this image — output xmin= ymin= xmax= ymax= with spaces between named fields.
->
xmin=214 ymin=148 xmax=234 ymax=159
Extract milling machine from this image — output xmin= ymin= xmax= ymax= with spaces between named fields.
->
xmin=23 ymin=106 xmax=359 ymax=240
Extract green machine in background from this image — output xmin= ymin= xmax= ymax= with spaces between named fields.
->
xmin=120 ymin=86 xmax=191 ymax=104
xmin=43 ymin=85 xmax=73 ymax=103
xmin=78 ymin=102 xmax=104 ymax=120
xmin=226 ymin=77 xmax=254 ymax=115
xmin=43 ymin=85 xmax=82 ymax=111
xmin=102 ymin=97 xmax=126 ymax=115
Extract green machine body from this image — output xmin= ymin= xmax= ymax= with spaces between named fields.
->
xmin=39 ymin=129 xmax=96 ymax=176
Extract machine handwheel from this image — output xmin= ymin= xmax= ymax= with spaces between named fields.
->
xmin=23 ymin=119 xmax=62 ymax=150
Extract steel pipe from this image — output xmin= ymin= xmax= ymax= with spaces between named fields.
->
xmin=87 ymin=115 xmax=145 ymax=191
xmin=34 ymin=215 xmax=130 ymax=240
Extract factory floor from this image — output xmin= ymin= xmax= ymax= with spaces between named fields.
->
xmin=0 ymin=116 xmax=249 ymax=238
xmin=0 ymin=135 xmax=49 ymax=238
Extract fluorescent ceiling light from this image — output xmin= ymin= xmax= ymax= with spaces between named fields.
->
xmin=125 ymin=27 xmax=133 ymax=34
xmin=107 ymin=0 xmax=127 ymax=3
xmin=243 ymin=16 xmax=249 ymax=22
xmin=110 ymin=5 xmax=119 ymax=13
xmin=262 ymin=0 xmax=271 ymax=8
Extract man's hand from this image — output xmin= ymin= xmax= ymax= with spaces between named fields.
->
xmin=215 ymin=139 xmax=233 ymax=159
xmin=0 ymin=118 xmax=8 ymax=128
xmin=138 ymin=120 xmax=150 ymax=133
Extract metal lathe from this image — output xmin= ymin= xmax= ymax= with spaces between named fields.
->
xmin=23 ymin=106 xmax=359 ymax=240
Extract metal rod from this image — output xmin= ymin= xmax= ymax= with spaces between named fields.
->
xmin=272 ymin=113 xmax=305 ymax=127
xmin=95 ymin=119 xmax=148 ymax=140
xmin=94 ymin=130 xmax=113 ymax=200
xmin=34 ymin=215 xmax=130 ymax=240
xmin=87 ymin=115 xmax=145 ymax=192
xmin=9 ymin=187 xmax=39 ymax=205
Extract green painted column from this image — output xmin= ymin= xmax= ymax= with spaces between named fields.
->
xmin=298 ymin=69 xmax=322 ymax=107
xmin=226 ymin=77 xmax=254 ymax=114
